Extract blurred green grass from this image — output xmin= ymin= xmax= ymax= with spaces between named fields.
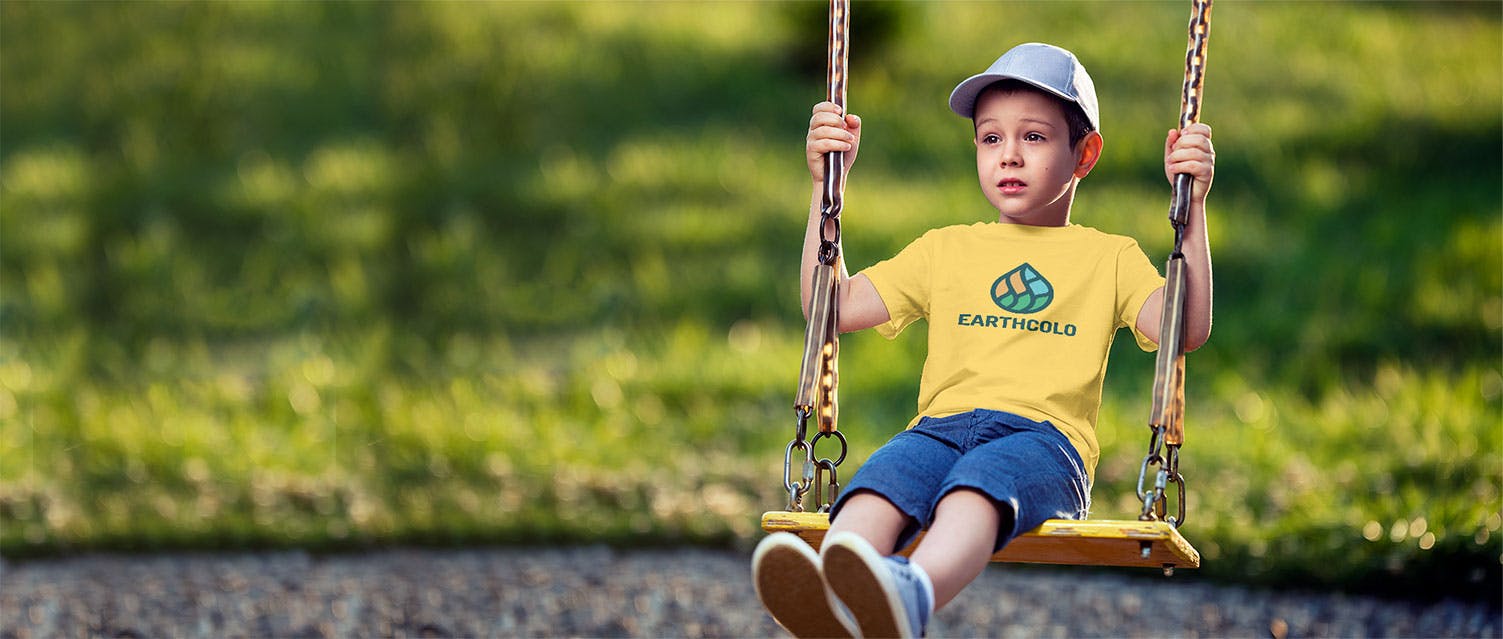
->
xmin=1 ymin=1 xmax=1499 ymax=602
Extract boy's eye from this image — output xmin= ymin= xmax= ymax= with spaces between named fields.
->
xmin=1025 ymin=133 xmax=1046 ymax=142
xmin=981 ymin=134 xmax=1001 ymax=144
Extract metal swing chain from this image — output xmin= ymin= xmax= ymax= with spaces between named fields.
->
xmin=816 ymin=0 xmax=849 ymax=270
xmin=1139 ymin=0 xmax=1211 ymax=529
xmin=783 ymin=0 xmax=851 ymax=513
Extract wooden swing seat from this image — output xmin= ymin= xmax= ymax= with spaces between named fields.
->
xmin=762 ymin=510 xmax=1200 ymax=571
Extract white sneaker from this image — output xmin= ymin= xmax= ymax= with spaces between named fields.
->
xmin=821 ymin=531 xmax=933 ymax=639
xmin=752 ymin=532 xmax=859 ymax=638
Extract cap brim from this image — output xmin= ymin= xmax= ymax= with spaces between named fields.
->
xmin=948 ymin=72 xmax=1077 ymax=119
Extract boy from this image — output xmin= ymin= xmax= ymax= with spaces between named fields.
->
xmin=752 ymin=42 xmax=1214 ymax=638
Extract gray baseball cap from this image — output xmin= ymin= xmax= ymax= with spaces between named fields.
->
xmin=948 ymin=42 xmax=1100 ymax=132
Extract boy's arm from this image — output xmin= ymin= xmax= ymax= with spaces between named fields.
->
xmin=1136 ymin=123 xmax=1214 ymax=352
xmin=802 ymin=102 xmax=891 ymax=333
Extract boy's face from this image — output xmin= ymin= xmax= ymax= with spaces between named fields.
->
xmin=972 ymin=88 xmax=1100 ymax=226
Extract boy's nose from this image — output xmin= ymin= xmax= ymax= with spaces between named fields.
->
xmin=1000 ymin=147 xmax=1022 ymax=167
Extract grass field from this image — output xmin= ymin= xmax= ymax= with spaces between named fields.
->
xmin=1 ymin=1 xmax=1499 ymax=602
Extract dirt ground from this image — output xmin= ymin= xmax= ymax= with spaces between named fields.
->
xmin=2 ymin=546 xmax=1498 ymax=638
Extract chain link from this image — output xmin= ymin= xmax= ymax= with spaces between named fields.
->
xmin=813 ymin=457 xmax=840 ymax=514
xmin=1137 ymin=429 xmax=1188 ymax=527
xmin=783 ymin=436 xmax=812 ymax=512
xmin=818 ymin=154 xmax=844 ymax=266
xmin=782 ymin=413 xmax=848 ymax=512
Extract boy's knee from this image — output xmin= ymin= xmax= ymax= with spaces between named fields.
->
xmin=936 ymin=487 xmax=998 ymax=512
xmin=836 ymin=489 xmax=903 ymax=518
xmin=938 ymin=487 xmax=991 ymax=505
xmin=936 ymin=488 xmax=1013 ymax=529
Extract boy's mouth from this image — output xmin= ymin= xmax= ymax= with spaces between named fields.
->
xmin=998 ymin=178 xmax=1027 ymax=194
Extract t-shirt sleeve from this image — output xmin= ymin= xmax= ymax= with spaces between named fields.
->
xmin=857 ymin=231 xmax=934 ymax=340
xmin=1117 ymin=239 xmax=1167 ymax=352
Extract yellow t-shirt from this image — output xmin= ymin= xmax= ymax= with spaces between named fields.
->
xmin=859 ymin=222 xmax=1164 ymax=481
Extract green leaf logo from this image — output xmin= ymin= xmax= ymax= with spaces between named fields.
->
xmin=991 ymin=263 xmax=1054 ymax=314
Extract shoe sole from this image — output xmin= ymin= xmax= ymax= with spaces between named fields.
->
xmin=822 ymin=532 xmax=912 ymax=639
xmin=753 ymin=533 xmax=856 ymax=639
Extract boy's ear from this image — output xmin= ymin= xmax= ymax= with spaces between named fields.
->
xmin=1073 ymin=131 xmax=1104 ymax=178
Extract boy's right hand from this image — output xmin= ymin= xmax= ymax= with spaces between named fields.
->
xmin=807 ymin=101 xmax=862 ymax=183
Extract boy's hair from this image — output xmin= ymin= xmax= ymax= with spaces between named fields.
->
xmin=973 ymin=79 xmax=1096 ymax=149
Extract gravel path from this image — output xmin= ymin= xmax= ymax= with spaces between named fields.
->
xmin=2 ymin=547 xmax=1498 ymax=638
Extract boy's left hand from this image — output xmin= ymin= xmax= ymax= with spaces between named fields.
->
xmin=1164 ymin=123 xmax=1214 ymax=203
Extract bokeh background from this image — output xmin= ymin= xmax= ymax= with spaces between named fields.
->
xmin=1 ymin=0 xmax=1498 ymax=604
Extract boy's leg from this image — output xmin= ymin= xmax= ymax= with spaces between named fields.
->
xmin=909 ymin=488 xmax=1006 ymax=610
xmin=751 ymin=532 xmax=857 ymax=638
xmin=821 ymin=531 xmax=934 ymax=639
xmin=817 ymin=413 xmax=971 ymax=638
xmin=816 ymin=489 xmax=999 ymax=638
xmin=909 ymin=415 xmax=1090 ymax=610
xmin=824 ymin=490 xmax=911 ymax=554
xmin=821 ymin=493 xmax=935 ymax=638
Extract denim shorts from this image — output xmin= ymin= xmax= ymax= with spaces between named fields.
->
xmin=829 ymin=408 xmax=1091 ymax=553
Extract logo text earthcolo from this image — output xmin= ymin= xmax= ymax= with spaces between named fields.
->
xmin=956 ymin=263 xmax=1078 ymax=337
